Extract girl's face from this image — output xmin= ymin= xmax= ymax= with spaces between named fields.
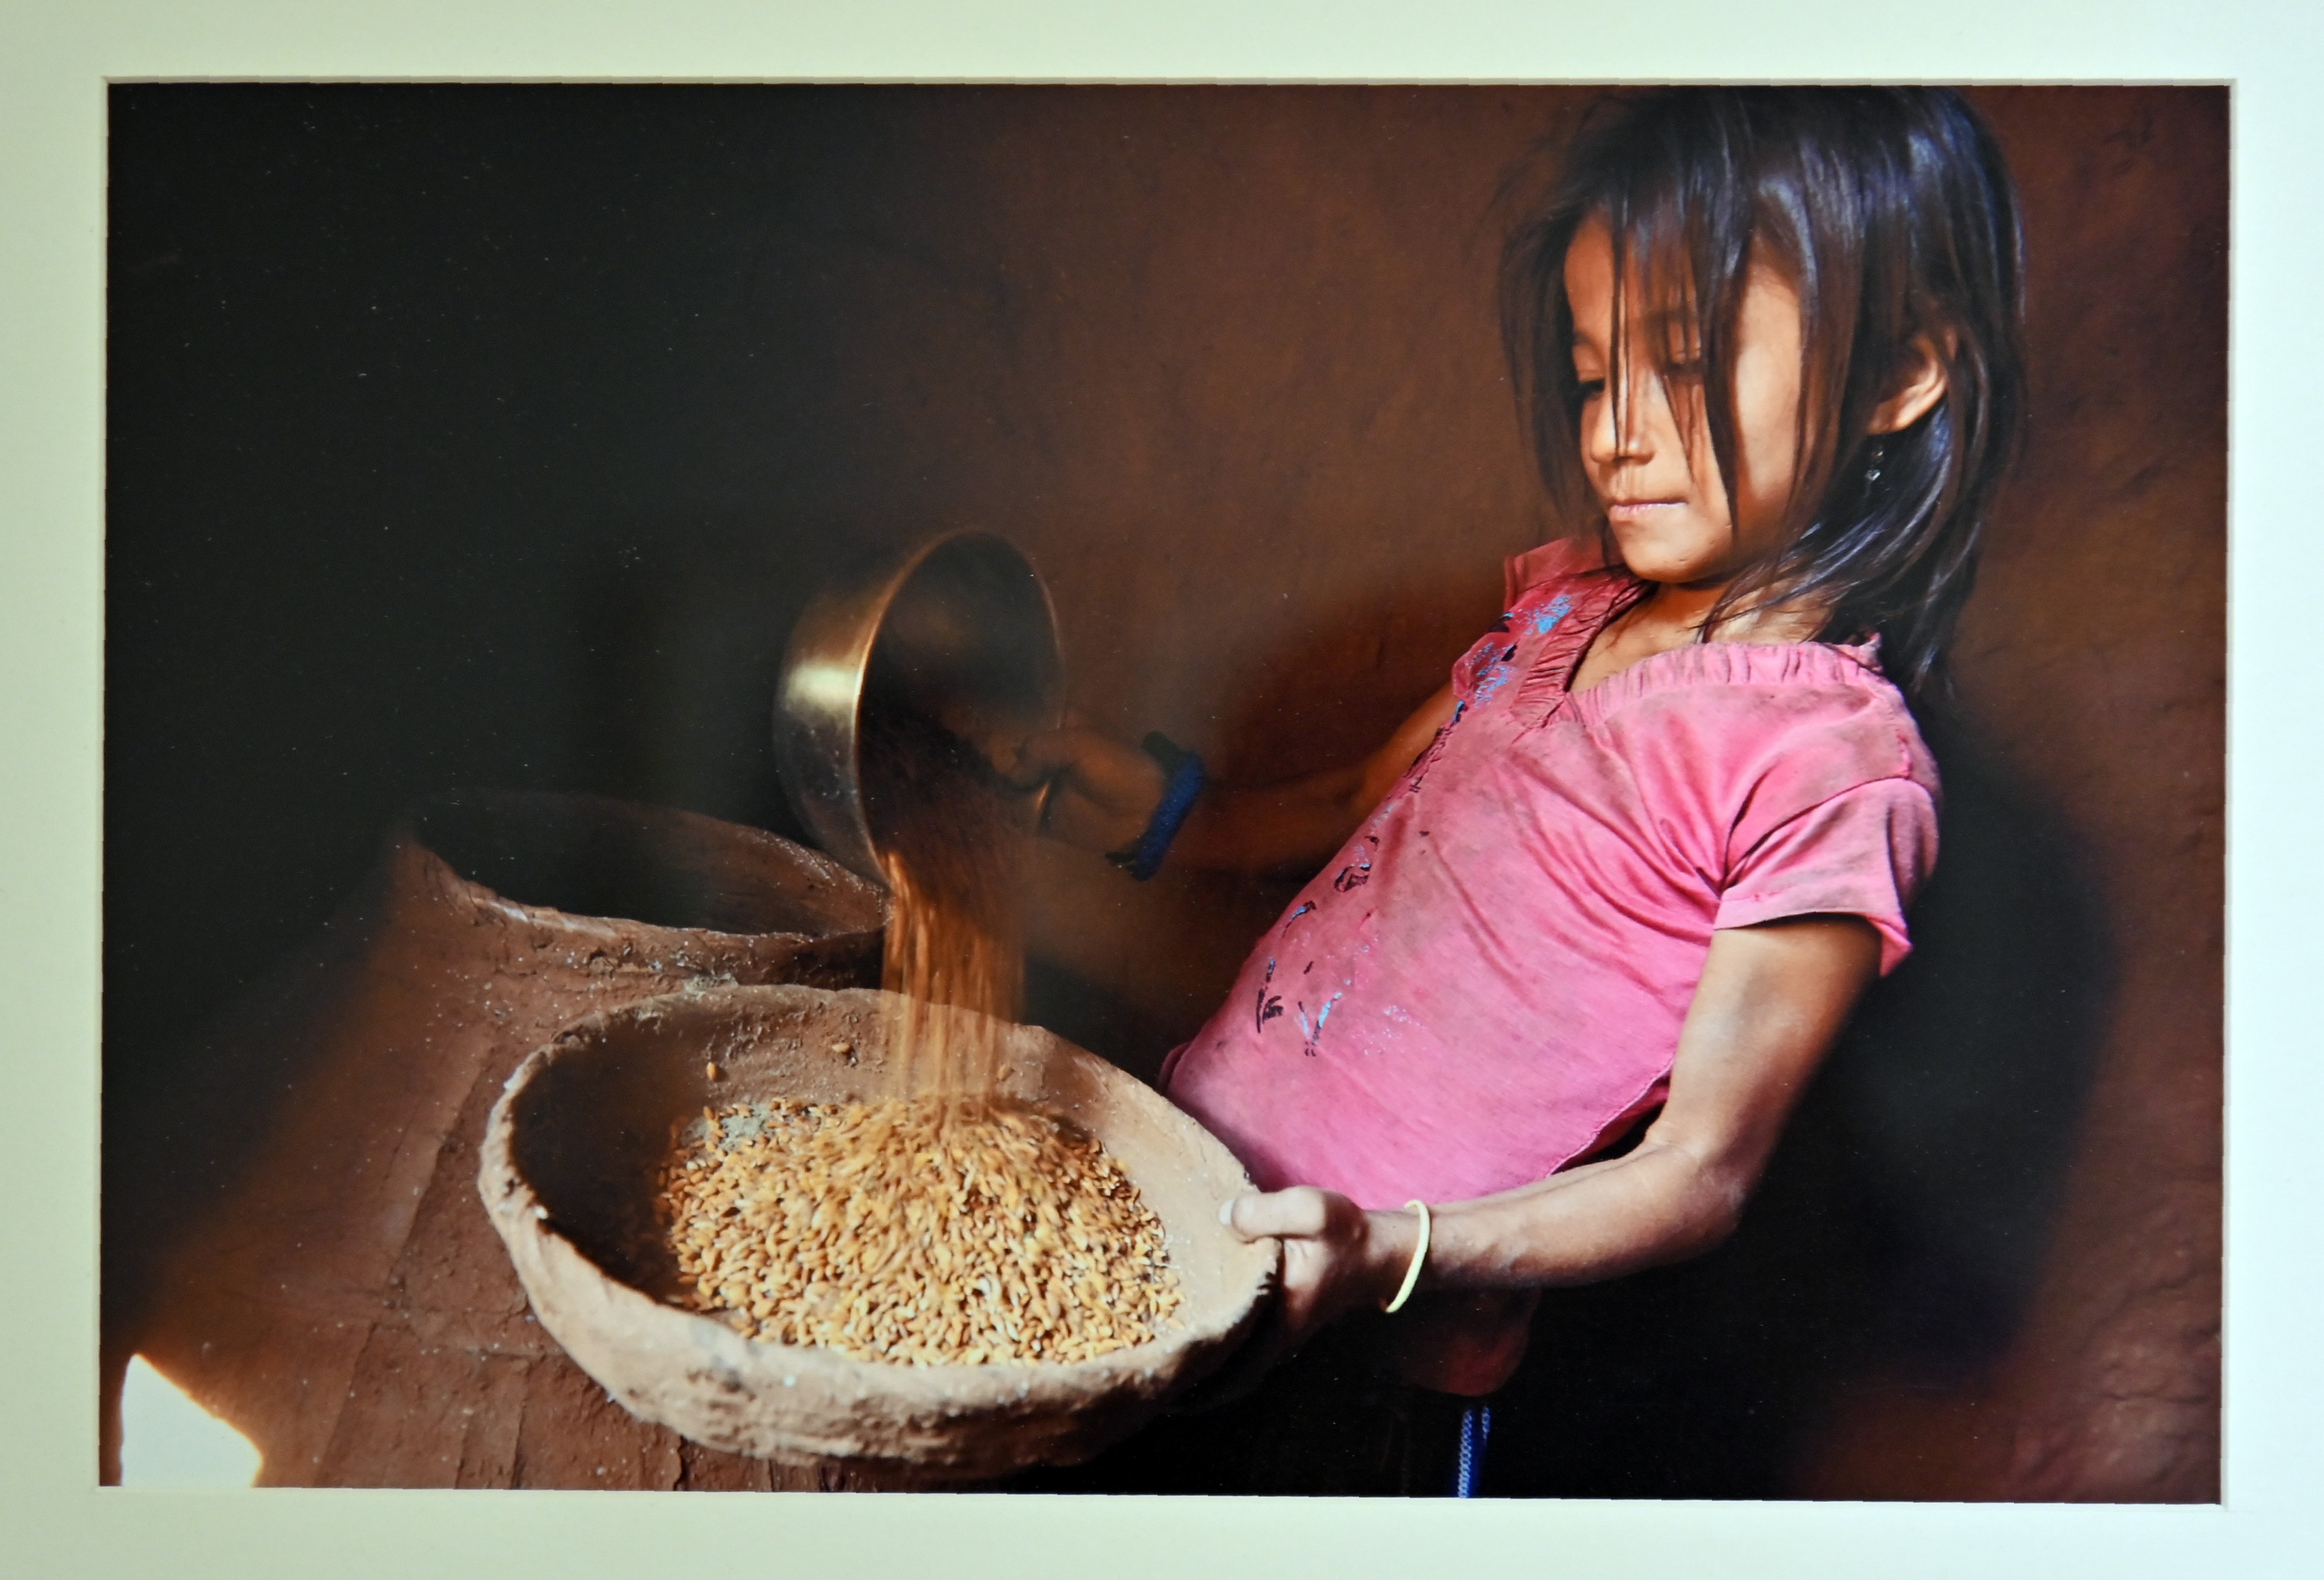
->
xmin=1564 ymin=216 xmax=1806 ymax=588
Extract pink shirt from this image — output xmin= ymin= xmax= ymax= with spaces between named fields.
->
xmin=1162 ymin=540 xmax=1940 ymax=1210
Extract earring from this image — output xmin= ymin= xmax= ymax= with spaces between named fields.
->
xmin=1864 ymin=440 xmax=1887 ymax=486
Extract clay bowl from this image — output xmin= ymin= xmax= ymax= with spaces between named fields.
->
xmin=478 ymin=983 xmax=1277 ymax=1482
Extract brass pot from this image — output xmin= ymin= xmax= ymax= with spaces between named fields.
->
xmin=772 ymin=532 xmax=1063 ymax=881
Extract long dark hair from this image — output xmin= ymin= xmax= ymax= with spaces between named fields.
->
xmin=1501 ymin=88 xmax=2026 ymax=701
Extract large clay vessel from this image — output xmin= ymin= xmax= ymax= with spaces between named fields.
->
xmin=115 ymin=790 xmax=886 ymax=1488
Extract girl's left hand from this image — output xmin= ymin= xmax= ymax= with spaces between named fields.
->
xmin=1220 ymin=1186 xmax=1419 ymax=1351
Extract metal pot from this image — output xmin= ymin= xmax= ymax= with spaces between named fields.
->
xmin=773 ymin=532 xmax=1063 ymax=882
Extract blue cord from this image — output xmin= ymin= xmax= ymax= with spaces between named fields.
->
xmin=1453 ymin=1402 xmax=1492 ymax=1498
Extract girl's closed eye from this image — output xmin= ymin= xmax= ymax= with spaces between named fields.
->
xmin=1663 ymin=321 xmax=1703 ymax=370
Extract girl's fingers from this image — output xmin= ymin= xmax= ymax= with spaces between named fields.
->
xmin=1005 ymin=728 xmax=1084 ymax=788
xmin=1221 ymin=1186 xmax=1332 ymax=1241
xmin=1008 ymin=727 xmax=1158 ymax=799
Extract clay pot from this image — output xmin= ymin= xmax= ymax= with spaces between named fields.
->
xmin=121 ymin=790 xmax=886 ymax=1488
xmin=479 ymin=985 xmax=1276 ymax=1483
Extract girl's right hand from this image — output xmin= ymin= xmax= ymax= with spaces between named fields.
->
xmin=1006 ymin=724 xmax=1166 ymax=856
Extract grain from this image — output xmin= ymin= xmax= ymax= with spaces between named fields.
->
xmin=857 ymin=704 xmax=1024 ymax=1098
xmin=654 ymin=1096 xmax=1182 ymax=1365
xmin=685 ymin=642 xmax=1179 ymax=1367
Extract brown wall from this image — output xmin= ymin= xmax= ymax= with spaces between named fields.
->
xmin=106 ymin=84 xmax=2222 ymax=1499
xmin=1807 ymin=87 xmax=2226 ymax=1502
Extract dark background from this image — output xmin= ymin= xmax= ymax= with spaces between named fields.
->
xmin=104 ymin=85 xmax=2223 ymax=1499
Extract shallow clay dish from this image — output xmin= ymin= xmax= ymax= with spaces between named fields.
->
xmin=478 ymin=984 xmax=1277 ymax=1482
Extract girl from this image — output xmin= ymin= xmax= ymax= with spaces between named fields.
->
xmin=1016 ymin=87 xmax=2025 ymax=1492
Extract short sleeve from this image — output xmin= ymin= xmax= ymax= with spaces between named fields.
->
xmin=1503 ymin=536 xmax=1613 ymax=607
xmin=1713 ymin=775 xmax=1939 ymax=975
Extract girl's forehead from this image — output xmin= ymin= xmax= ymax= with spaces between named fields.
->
xmin=1566 ymin=213 xmax=1798 ymax=326
xmin=1564 ymin=220 xmax=1698 ymax=334
xmin=1567 ymin=216 xmax=1693 ymax=296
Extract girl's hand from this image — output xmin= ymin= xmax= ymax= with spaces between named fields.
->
xmin=1221 ymin=1186 xmax=1418 ymax=1351
xmin=1006 ymin=723 xmax=1165 ymax=855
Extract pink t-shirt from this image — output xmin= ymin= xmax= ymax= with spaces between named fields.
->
xmin=1161 ymin=539 xmax=1940 ymax=1210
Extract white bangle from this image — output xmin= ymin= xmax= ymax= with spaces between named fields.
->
xmin=1381 ymin=1200 xmax=1431 ymax=1314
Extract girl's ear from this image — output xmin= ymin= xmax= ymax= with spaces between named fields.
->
xmin=1867 ymin=331 xmax=1952 ymax=434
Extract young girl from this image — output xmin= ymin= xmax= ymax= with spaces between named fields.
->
xmin=1016 ymin=87 xmax=2025 ymax=1492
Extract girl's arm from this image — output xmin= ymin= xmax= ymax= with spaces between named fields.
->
xmin=1223 ymin=913 xmax=1883 ymax=1344
xmin=1013 ymin=684 xmax=1458 ymax=877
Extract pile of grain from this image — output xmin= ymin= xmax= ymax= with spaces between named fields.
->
xmin=656 ymin=1096 xmax=1182 ymax=1365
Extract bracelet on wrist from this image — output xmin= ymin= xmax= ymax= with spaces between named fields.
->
xmin=1107 ymin=732 xmax=1206 ymax=882
xmin=1381 ymin=1200 xmax=1431 ymax=1314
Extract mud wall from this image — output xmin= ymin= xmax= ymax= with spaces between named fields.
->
xmin=104 ymin=84 xmax=2222 ymax=1499
xmin=1802 ymin=88 xmax=2225 ymax=1502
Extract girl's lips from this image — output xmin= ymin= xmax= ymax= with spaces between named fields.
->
xmin=1604 ymin=500 xmax=1682 ymax=522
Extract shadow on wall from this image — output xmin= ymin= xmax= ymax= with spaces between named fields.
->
xmin=1486 ymin=718 xmax=2108 ymax=1499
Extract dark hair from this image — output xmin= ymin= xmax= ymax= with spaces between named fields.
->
xmin=1501 ymin=88 xmax=2026 ymax=700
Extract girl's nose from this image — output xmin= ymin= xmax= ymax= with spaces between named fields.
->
xmin=1585 ymin=368 xmax=1655 ymax=468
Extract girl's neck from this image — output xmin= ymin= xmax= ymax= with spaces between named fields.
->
xmin=1635 ymin=571 xmax=1826 ymax=643
xmin=1571 ymin=574 xmax=1827 ymax=695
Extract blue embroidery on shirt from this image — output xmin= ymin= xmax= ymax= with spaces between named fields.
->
xmin=1532 ymin=592 xmax=1574 ymax=635
xmin=1472 ymin=642 xmax=1523 ymax=706
xmin=1255 ymin=958 xmax=1284 ymax=1031
xmin=1294 ymin=991 xmax=1344 ymax=1057
xmin=1331 ymin=836 xmax=1380 ymax=893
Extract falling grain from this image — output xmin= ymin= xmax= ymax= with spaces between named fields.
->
xmin=856 ymin=705 xmax=1024 ymax=1099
